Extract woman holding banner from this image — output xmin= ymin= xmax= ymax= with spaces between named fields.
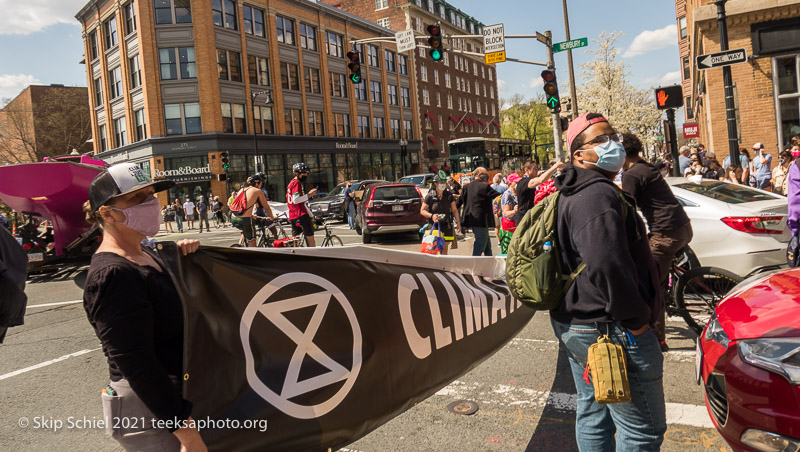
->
xmin=420 ymin=170 xmax=461 ymax=255
xmin=81 ymin=162 xmax=206 ymax=452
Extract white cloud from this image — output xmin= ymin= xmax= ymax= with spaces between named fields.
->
xmin=658 ymin=71 xmax=682 ymax=85
xmin=0 ymin=0 xmax=85 ymax=35
xmin=497 ymin=78 xmax=507 ymax=95
xmin=528 ymin=77 xmax=544 ymax=90
xmin=623 ymin=25 xmax=678 ymax=58
xmin=0 ymin=74 xmax=41 ymax=101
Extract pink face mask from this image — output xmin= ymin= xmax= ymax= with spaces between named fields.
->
xmin=792 ymin=149 xmax=800 ymax=158
xmin=111 ymin=197 xmax=161 ymax=237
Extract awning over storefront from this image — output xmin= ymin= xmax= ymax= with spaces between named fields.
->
xmin=428 ymin=136 xmax=439 ymax=145
xmin=425 ymin=112 xmax=436 ymax=121
xmin=492 ymin=120 xmax=501 ymax=128
xmin=449 ymin=115 xmax=458 ymax=122
xmin=478 ymin=119 xmax=486 ymax=126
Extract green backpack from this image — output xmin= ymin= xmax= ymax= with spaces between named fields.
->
xmin=506 ymin=188 xmax=636 ymax=310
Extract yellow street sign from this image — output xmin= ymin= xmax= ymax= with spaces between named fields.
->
xmin=484 ymin=51 xmax=506 ymax=65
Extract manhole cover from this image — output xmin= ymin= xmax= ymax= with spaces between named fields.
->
xmin=446 ymin=400 xmax=479 ymax=415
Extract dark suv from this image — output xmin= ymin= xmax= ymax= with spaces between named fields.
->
xmin=309 ymin=180 xmax=382 ymax=221
xmin=354 ymin=183 xmax=426 ymax=244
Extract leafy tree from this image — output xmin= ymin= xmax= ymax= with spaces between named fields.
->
xmin=500 ymin=94 xmax=554 ymax=162
xmin=577 ymin=32 xmax=662 ymax=146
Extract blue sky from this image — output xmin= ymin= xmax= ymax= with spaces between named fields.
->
xmin=0 ymin=0 xmax=683 ymax=122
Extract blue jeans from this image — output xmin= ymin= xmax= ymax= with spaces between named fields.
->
xmin=472 ymin=226 xmax=492 ymax=256
xmin=550 ymin=318 xmax=666 ymax=452
xmin=347 ymin=202 xmax=355 ymax=228
xmin=175 ymin=215 xmax=183 ymax=232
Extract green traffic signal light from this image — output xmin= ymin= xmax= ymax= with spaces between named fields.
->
xmin=350 ymin=73 xmax=361 ymax=83
xmin=430 ymin=48 xmax=442 ymax=61
xmin=222 ymin=163 xmax=229 ymax=169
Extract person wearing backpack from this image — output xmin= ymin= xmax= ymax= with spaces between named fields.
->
xmin=551 ymin=113 xmax=665 ymax=451
xmin=230 ymin=174 xmax=274 ymax=247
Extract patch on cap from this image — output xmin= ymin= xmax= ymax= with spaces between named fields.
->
xmin=108 ymin=163 xmax=153 ymax=192
xmin=88 ymin=162 xmax=174 ymax=213
xmin=566 ymin=113 xmax=608 ymax=152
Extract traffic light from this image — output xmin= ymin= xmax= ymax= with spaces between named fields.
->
xmin=654 ymin=85 xmax=683 ymax=110
xmin=346 ymin=51 xmax=362 ymax=83
xmin=541 ymin=69 xmax=560 ymax=113
xmin=221 ymin=151 xmax=229 ymax=170
xmin=427 ymin=24 xmax=443 ymax=61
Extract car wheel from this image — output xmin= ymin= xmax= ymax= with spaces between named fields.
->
xmin=355 ymin=220 xmax=362 ymax=235
xmin=362 ymin=230 xmax=372 ymax=244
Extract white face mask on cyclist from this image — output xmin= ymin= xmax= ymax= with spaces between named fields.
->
xmin=437 ymin=183 xmax=446 ymax=191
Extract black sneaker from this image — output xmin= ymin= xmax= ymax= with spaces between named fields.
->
xmin=659 ymin=341 xmax=669 ymax=353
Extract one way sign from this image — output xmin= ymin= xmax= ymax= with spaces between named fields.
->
xmin=696 ymin=48 xmax=748 ymax=70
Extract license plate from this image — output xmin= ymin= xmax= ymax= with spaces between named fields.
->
xmin=28 ymin=252 xmax=43 ymax=262
xmin=392 ymin=205 xmax=404 ymax=212
xmin=695 ymin=338 xmax=703 ymax=385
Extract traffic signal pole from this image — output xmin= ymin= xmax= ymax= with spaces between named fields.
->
xmin=562 ymin=0 xmax=579 ymax=118
xmin=716 ymin=0 xmax=740 ymax=167
xmin=544 ymin=31 xmax=565 ymax=162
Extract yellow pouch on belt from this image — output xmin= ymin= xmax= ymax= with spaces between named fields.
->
xmin=584 ymin=334 xmax=631 ymax=404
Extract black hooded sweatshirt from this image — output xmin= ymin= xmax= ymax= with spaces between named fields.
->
xmin=551 ymin=164 xmax=662 ymax=330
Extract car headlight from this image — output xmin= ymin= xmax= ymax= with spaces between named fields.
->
xmin=740 ymin=428 xmax=800 ymax=452
xmin=739 ymin=338 xmax=800 ymax=385
xmin=705 ymin=313 xmax=730 ymax=348
xmin=330 ymin=200 xmax=344 ymax=206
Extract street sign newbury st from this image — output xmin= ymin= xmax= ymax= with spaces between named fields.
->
xmin=654 ymin=85 xmax=683 ymax=110
xmin=483 ymin=23 xmax=506 ymax=65
xmin=395 ymin=29 xmax=416 ymax=53
xmin=683 ymin=123 xmax=700 ymax=139
xmin=696 ymin=48 xmax=748 ymax=70
xmin=553 ymin=37 xmax=588 ymax=53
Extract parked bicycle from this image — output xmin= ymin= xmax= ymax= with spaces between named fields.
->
xmin=315 ymin=218 xmax=343 ymax=247
xmin=665 ymin=246 xmax=743 ymax=335
xmin=231 ymin=213 xmax=290 ymax=248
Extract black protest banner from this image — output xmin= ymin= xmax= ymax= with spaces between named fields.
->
xmin=157 ymin=243 xmax=534 ymax=451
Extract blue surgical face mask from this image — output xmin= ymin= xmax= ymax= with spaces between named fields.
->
xmin=583 ymin=140 xmax=626 ymax=173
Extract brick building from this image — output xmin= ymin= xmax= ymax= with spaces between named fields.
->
xmin=0 ymin=85 xmax=92 ymax=165
xmin=75 ymin=0 xmax=420 ymax=204
xmin=678 ymin=0 xmax=800 ymax=157
xmin=320 ymin=0 xmax=502 ymax=173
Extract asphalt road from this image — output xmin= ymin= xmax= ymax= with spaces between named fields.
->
xmin=0 ymin=224 xmax=731 ymax=451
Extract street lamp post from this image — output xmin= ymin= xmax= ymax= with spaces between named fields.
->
xmin=250 ymin=90 xmax=273 ymax=174
xmin=399 ymin=139 xmax=408 ymax=176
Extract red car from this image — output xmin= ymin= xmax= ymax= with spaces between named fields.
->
xmin=698 ymin=267 xmax=800 ymax=452
xmin=354 ymin=182 xmax=426 ymax=244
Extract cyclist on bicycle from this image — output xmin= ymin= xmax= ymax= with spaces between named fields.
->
xmin=231 ymin=174 xmax=275 ymax=247
xmin=287 ymin=163 xmax=317 ymax=247
xmin=420 ymin=170 xmax=461 ymax=255
xmin=212 ymin=196 xmax=226 ymax=227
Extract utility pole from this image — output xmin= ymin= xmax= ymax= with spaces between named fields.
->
xmin=715 ymin=0 xmax=739 ymax=167
xmin=562 ymin=0 xmax=579 ymax=118
xmin=666 ymin=110 xmax=680 ymax=177
xmin=544 ymin=31 xmax=565 ymax=161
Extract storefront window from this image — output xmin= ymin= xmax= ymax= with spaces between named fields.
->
xmin=266 ymin=154 xmax=286 ymax=201
xmin=382 ymin=152 xmax=392 ymax=180
xmin=359 ymin=153 xmax=372 ymax=179
xmin=775 ymin=55 xmax=800 ymax=148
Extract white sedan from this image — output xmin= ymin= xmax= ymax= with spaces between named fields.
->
xmin=666 ymin=178 xmax=789 ymax=277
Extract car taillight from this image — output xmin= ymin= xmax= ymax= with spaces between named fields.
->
xmin=367 ymin=189 xmax=376 ymax=209
xmin=414 ymin=186 xmax=422 ymax=199
xmin=720 ymin=216 xmax=783 ymax=235
xmin=22 ymin=243 xmax=33 ymax=251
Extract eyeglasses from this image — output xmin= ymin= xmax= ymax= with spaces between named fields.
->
xmin=585 ymin=133 xmax=624 ymax=146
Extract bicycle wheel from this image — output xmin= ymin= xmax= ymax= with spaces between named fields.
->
xmin=674 ymin=266 xmax=743 ymax=335
xmin=322 ymin=235 xmax=343 ymax=247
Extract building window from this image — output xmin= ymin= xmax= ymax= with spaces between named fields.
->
xmin=443 ymin=50 xmax=449 ymax=66
xmin=217 ymin=49 xmax=241 ymax=82
xmin=490 ymin=86 xmax=495 ymax=99
xmin=325 ymin=31 xmax=343 ymax=57
xmin=685 ymin=97 xmax=694 ymax=120
xmin=370 ymin=81 xmax=382 ymax=103
xmin=308 ymin=110 xmax=324 ymax=136
xmin=679 ymin=16 xmax=687 ymax=40
xmin=276 ymin=15 xmax=295 ymax=45
xmin=473 ymin=62 xmax=478 ymax=76
xmin=401 ymin=87 xmax=410 ymax=107
xmin=304 ymin=67 xmax=321 ymax=94
xmin=134 ymin=109 xmax=146 ymax=141
xmin=98 ymin=125 xmax=107 ymax=151
xmin=89 ymin=31 xmax=99 ymax=60
xmin=154 ymin=0 xmax=191 ymax=24
xmin=280 ymin=62 xmax=299 ymax=90
xmin=93 ymin=77 xmax=103 ymax=107
xmin=436 ymin=92 xmax=441 ymax=107
xmin=437 ymin=115 xmax=442 ymax=130
xmin=373 ymin=117 xmax=385 ymax=138
xmin=253 ymin=106 xmax=274 ymax=134
xmin=248 ymin=55 xmax=270 ymax=86
xmin=483 ymin=84 xmax=486 ymax=97
xmin=683 ymin=56 xmax=690 ymax=80
xmin=385 ymin=50 xmax=396 ymax=72
xmin=775 ymin=55 xmax=800 ymax=148
xmin=284 ymin=108 xmax=303 ymax=135
xmin=447 ymin=94 xmax=452 ymax=109
xmin=113 ymin=117 xmax=127 ymax=147
xmin=377 ymin=18 xmax=390 ymax=28
xmin=243 ymin=5 xmax=265 ymax=37
xmin=419 ymin=46 xmax=426 ymax=58
xmin=367 ymin=45 xmax=379 ymax=67
xmin=404 ymin=119 xmax=413 ymax=139
xmin=212 ymin=0 xmax=237 ymax=30
xmin=391 ymin=119 xmax=400 ymax=138
xmin=422 ymin=89 xmax=430 ymax=105
xmin=354 ymin=80 xmax=367 ymax=101
xmin=439 ymin=5 xmax=445 ymax=18
xmin=124 ymin=1 xmax=137 ymax=35
xmin=160 ymin=47 xmax=196 ymax=80
xmin=330 ymin=72 xmax=348 ymax=98
xmin=109 ymin=66 xmax=122 ymax=99
xmin=475 ymin=80 xmax=479 ymax=93
xmin=434 ymin=70 xmax=440 ymax=85
xmin=221 ymin=103 xmax=247 ymax=133
xmin=398 ymin=54 xmax=408 ymax=75
xmin=334 ymin=113 xmax=351 ymax=137
xmin=476 ymin=102 xmax=481 ymax=114
xmin=164 ymin=103 xmax=200 ymax=135
xmin=387 ymin=84 xmax=398 ymax=105
xmin=375 ymin=0 xmax=388 ymax=10
xmin=358 ymin=115 xmax=370 ymax=137
xmin=489 ymin=68 xmax=493 ymax=81
xmin=299 ymin=24 xmax=317 ymax=51
xmin=129 ymin=55 xmax=141 ymax=88
xmin=104 ymin=16 xmax=118 ymax=49
xmin=445 ymin=72 xmax=451 ymax=88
